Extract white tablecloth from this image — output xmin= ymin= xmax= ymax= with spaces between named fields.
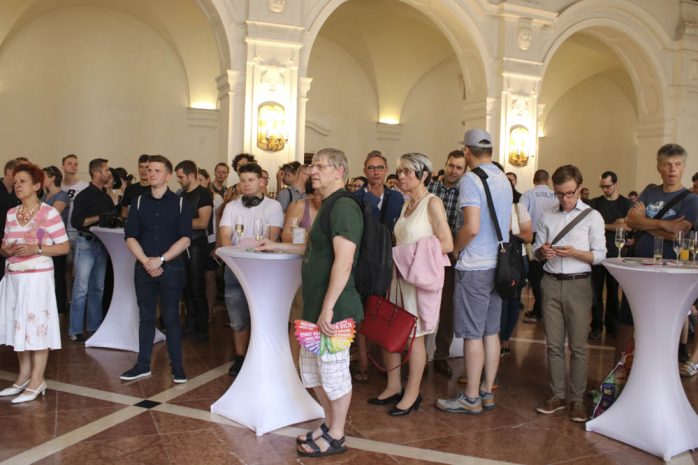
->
xmin=211 ymin=247 xmax=324 ymax=436
xmin=586 ymin=258 xmax=698 ymax=460
xmin=86 ymin=227 xmax=165 ymax=352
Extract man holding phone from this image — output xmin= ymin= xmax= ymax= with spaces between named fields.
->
xmin=533 ymin=165 xmax=606 ymax=423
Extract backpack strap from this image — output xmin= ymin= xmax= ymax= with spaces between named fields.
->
xmin=136 ymin=194 xmax=142 ymax=211
xmin=320 ymin=191 xmax=362 ymax=236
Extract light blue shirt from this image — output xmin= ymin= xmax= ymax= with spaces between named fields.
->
xmin=521 ymin=184 xmax=558 ymax=233
xmin=456 ymin=163 xmax=513 ymax=271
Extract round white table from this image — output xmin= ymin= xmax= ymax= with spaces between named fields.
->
xmin=86 ymin=227 xmax=166 ymax=352
xmin=586 ymin=258 xmax=698 ymax=461
xmin=211 ymin=247 xmax=324 ymax=436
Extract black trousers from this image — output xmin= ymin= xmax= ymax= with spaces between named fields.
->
xmin=53 ymin=255 xmax=68 ymax=313
xmin=590 ymin=264 xmax=619 ymax=332
xmin=183 ymin=238 xmax=210 ymax=337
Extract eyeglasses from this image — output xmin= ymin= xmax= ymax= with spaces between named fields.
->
xmin=309 ymin=163 xmax=331 ymax=171
xmin=365 ymin=165 xmax=385 ymax=172
xmin=395 ymin=168 xmax=413 ymax=176
xmin=599 ymin=183 xmax=615 ymax=189
xmin=554 ymin=189 xmax=578 ymax=199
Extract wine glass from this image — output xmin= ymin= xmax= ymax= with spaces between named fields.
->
xmin=253 ymin=218 xmax=264 ymax=244
xmin=689 ymin=231 xmax=698 ymax=263
xmin=674 ymin=230 xmax=684 ymax=264
xmin=234 ymin=215 xmax=245 ymax=245
xmin=614 ymin=228 xmax=626 ymax=259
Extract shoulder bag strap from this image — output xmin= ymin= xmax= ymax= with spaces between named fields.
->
xmin=471 ymin=167 xmax=503 ymax=244
xmin=550 ymin=207 xmax=593 ymax=245
xmin=631 ymin=188 xmax=691 ymax=245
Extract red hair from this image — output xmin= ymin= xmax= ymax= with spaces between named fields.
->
xmin=13 ymin=163 xmax=45 ymax=186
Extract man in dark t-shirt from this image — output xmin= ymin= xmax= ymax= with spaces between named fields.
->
xmin=121 ymin=154 xmax=150 ymax=217
xmin=175 ymin=160 xmax=213 ymax=341
xmin=621 ymin=144 xmax=698 ymax=362
xmin=588 ymin=171 xmax=633 ymax=340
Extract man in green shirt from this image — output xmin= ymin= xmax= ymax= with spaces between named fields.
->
xmin=259 ymin=147 xmax=363 ymax=458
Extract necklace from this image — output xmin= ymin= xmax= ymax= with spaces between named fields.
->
xmin=16 ymin=202 xmax=39 ymax=224
xmin=406 ymin=191 xmax=428 ymax=211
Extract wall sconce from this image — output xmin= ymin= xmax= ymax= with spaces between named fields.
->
xmin=508 ymin=125 xmax=530 ymax=167
xmin=257 ymin=102 xmax=287 ymax=152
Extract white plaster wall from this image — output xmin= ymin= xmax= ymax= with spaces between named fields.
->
xmin=538 ymin=74 xmax=638 ymax=195
xmin=305 ymin=38 xmax=465 ymax=178
xmin=0 ymin=6 xmax=220 ymax=177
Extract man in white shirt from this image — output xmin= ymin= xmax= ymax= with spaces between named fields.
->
xmin=60 ymin=154 xmax=89 ymax=246
xmin=533 ymin=165 xmax=606 ymax=423
xmin=520 ymin=169 xmax=558 ymax=323
xmin=218 ymin=162 xmax=284 ymax=377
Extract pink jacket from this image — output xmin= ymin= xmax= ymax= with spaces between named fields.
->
xmin=392 ymin=235 xmax=450 ymax=332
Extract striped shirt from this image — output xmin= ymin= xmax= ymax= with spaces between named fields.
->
xmin=3 ymin=203 xmax=68 ymax=271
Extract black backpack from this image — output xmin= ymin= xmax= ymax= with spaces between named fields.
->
xmin=320 ymin=191 xmax=393 ymax=297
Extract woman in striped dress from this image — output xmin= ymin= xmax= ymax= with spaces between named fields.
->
xmin=0 ymin=163 xmax=69 ymax=404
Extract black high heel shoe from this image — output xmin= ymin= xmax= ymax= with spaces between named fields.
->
xmin=388 ymin=394 xmax=422 ymax=416
xmin=367 ymin=391 xmax=403 ymax=405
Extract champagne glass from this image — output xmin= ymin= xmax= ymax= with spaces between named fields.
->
xmin=689 ymin=231 xmax=698 ymax=263
xmin=614 ymin=228 xmax=626 ymax=259
xmin=234 ymin=215 xmax=245 ymax=245
xmin=673 ymin=230 xmax=684 ymax=264
xmin=253 ymin=218 xmax=264 ymax=244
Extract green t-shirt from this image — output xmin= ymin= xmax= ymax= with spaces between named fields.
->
xmin=302 ymin=189 xmax=364 ymax=324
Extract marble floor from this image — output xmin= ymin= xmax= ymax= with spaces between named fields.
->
xmin=1 ymin=291 xmax=697 ymax=465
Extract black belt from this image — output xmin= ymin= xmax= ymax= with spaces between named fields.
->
xmin=544 ymin=271 xmax=591 ymax=281
xmin=78 ymin=232 xmax=96 ymax=241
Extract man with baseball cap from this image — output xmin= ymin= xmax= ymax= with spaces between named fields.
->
xmin=436 ymin=128 xmax=512 ymax=415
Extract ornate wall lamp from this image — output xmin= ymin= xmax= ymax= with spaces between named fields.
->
xmin=508 ymin=124 xmax=530 ymax=167
xmin=257 ymin=102 xmax=287 ymax=152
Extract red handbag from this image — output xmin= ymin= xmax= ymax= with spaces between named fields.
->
xmin=360 ymin=282 xmax=417 ymax=371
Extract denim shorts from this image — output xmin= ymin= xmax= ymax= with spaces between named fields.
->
xmin=224 ymin=267 xmax=250 ymax=331
xmin=453 ymin=268 xmax=502 ymax=339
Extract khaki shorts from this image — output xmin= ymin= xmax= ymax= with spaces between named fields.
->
xmin=299 ymin=346 xmax=351 ymax=401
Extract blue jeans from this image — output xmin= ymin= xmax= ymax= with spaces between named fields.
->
xmin=134 ymin=259 xmax=185 ymax=369
xmin=69 ymin=236 xmax=107 ymax=336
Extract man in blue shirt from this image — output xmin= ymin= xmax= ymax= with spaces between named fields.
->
xmin=121 ymin=155 xmax=192 ymax=383
xmin=436 ymin=128 xmax=512 ymax=415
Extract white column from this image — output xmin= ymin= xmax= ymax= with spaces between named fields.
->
xmin=217 ymin=70 xmax=243 ymax=166
xmin=295 ymin=76 xmax=312 ymax=162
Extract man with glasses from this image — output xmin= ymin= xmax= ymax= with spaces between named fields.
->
xmin=428 ymin=149 xmax=467 ymax=377
xmin=588 ymin=171 xmax=633 ymax=340
xmin=533 ymin=165 xmax=605 ymax=423
xmin=354 ymin=151 xmax=404 ymax=231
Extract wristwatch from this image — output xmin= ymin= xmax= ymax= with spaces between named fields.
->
xmin=159 ymin=255 xmax=166 ymax=264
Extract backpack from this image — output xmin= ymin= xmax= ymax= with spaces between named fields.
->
xmin=320 ymin=191 xmax=393 ymax=297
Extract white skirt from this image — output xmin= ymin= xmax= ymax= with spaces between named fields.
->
xmin=0 ymin=270 xmax=62 ymax=351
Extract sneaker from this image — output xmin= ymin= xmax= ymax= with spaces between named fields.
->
xmin=70 ymin=334 xmax=86 ymax=344
xmin=120 ymin=365 xmax=151 ymax=381
xmin=680 ymin=362 xmax=698 ymax=378
xmin=172 ymin=367 xmax=188 ymax=384
xmin=435 ymin=392 xmax=483 ymax=415
xmin=479 ymin=390 xmax=495 ymax=410
xmin=569 ymin=401 xmax=588 ymax=422
xmin=523 ymin=314 xmax=542 ymax=324
xmin=228 ymin=355 xmax=245 ymax=377
xmin=536 ymin=396 xmax=567 ymax=414
xmin=588 ymin=328 xmax=602 ymax=340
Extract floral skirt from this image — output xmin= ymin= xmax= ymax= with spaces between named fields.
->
xmin=0 ymin=270 xmax=61 ymax=351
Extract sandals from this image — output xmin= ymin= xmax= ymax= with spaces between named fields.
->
xmin=297 ymin=430 xmax=347 ymax=458
xmin=353 ymin=370 xmax=369 ymax=383
xmin=296 ymin=422 xmax=329 ymax=445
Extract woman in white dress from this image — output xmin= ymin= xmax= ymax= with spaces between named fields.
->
xmin=369 ymin=153 xmax=453 ymax=415
xmin=0 ymin=164 xmax=69 ymax=403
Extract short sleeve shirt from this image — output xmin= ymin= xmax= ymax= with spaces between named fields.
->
xmin=635 ymin=185 xmax=698 ymax=258
xmin=219 ymin=196 xmax=284 ymax=241
xmin=61 ymin=180 xmax=89 ymax=232
xmin=121 ymin=183 xmax=150 ymax=209
xmin=589 ymin=195 xmax=633 ymax=256
xmin=455 ymin=164 xmax=513 ymax=271
xmin=302 ymin=190 xmax=364 ymax=324
xmin=43 ymin=190 xmax=70 ymax=227
xmin=4 ymin=203 xmax=68 ymax=271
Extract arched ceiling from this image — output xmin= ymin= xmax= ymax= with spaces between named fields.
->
xmin=314 ymin=0 xmax=457 ymax=124
xmin=540 ymin=33 xmax=637 ymax=128
xmin=0 ymin=0 xmax=222 ymax=109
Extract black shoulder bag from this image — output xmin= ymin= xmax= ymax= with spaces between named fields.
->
xmin=471 ymin=167 xmax=523 ymax=299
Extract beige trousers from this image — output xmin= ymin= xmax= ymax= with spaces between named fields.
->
xmin=541 ymin=274 xmax=593 ymax=403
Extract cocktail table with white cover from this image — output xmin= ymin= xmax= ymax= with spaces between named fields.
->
xmin=586 ymin=257 xmax=698 ymax=461
xmin=211 ymin=246 xmax=324 ymax=436
xmin=86 ymin=227 xmax=165 ymax=352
